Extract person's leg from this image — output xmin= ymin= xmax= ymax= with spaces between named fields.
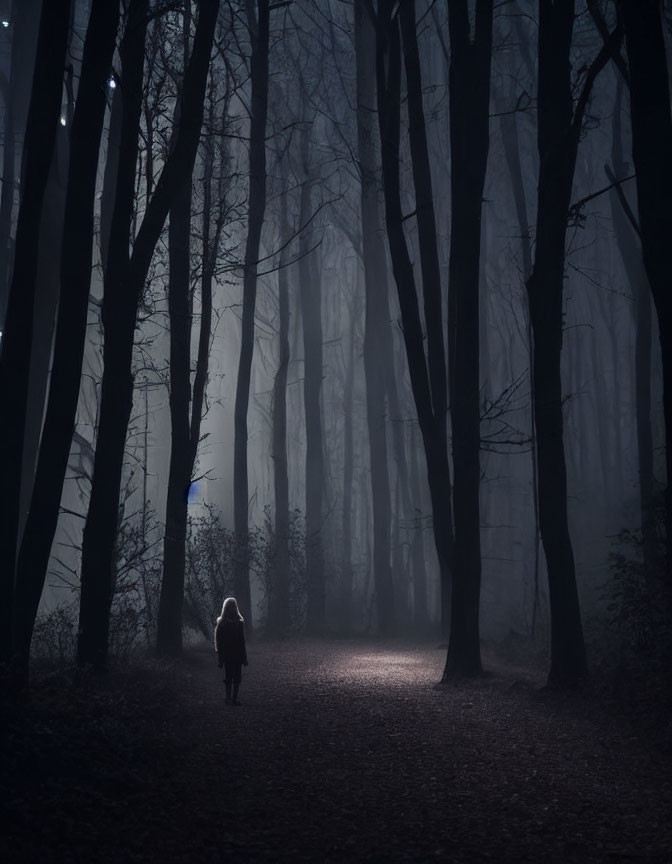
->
xmin=232 ymin=663 xmax=242 ymax=705
xmin=224 ymin=660 xmax=233 ymax=703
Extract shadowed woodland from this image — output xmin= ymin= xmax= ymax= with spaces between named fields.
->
xmin=1 ymin=0 xmax=671 ymax=860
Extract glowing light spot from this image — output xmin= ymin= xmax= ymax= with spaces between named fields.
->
xmin=187 ymin=482 xmax=199 ymax=504
xmin=107 ymin=76 xmax=116 ymax=90
xmin=60 ymin=115 xmax=66 ymax=127
xmin=2 ymin=20 xmax=10 ymax=28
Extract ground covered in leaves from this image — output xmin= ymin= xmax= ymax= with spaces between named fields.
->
xmin=2 ymin=639 xmax=671 ymax=863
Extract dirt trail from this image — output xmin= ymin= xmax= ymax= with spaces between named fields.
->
xmin=3 ymin=639 xmax=671 ymax=862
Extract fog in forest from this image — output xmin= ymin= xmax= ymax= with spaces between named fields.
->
xmin=1 ymin=0 xmax=671 ymax=691
xmin=4 ymin=1 xmax=672 ymax=861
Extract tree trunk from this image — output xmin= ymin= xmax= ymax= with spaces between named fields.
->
xmin=9 ymin=0 xmax=120 ymax=681
xmin=0 ymin=0 xmax=42 ymax=327
xmin=526 ymin=0 xmax=613 ymax=686
xmin=408 ymin=421 xmax=429 ymax=632
xmin=233 ymin=0 xmax=270 ymax=627
xmin=77 ymin=0 xmax=220 ymax=670
xmin=443 ymin=0 xmax=493 ymax=677
xmin=0 ymin=0 xmax=71 ymax=669
xmin=376 ymin=0 xmax=455 ymax=645
xmin=269 ymin=177 xmax=291 ymax=635
xmin=100 ymin=80 xmax=122 ymax=274
xmin=621 ymin=0 xmax=672 ymax=583
xmin=157 ymin=135 xmax=193 ymax=657
xmin=340 ymin=291 xmax=357 ymax=632
xmin=21 ymin=125 xmax=67 ymax=542
xmin=355 ymin=0 xmax=395 ymax=637
xmin=607 ymin=76 xmax=654 ymax=566
xmin=155 ymin=3 xmax=223 ymax=658
xmin=497 ymin=70 xmax=541 ymax=635
xmin=300 ymin=139 xmax=326 ymax=634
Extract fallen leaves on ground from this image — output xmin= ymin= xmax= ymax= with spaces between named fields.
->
xmin=1 ymin=640 xmax=670 ymax=863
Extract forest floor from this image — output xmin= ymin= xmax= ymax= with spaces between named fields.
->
xmin=2 ymin=638 xmax=671 ymax=863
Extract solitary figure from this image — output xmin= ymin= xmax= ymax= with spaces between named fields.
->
xmin=215 ymin=597 xmax=248 ymax=705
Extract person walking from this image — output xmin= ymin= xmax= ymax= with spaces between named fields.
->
xmin=214 ymin=597 xmax=248 ymax=705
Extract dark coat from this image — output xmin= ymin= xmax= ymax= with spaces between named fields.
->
xmin=215 ymin=618 xmax=247 ymax=666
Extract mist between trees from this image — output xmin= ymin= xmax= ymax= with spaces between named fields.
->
xmin=0 ymin=0 xmax=671 ymax=692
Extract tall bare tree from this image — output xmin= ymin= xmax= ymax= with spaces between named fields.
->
xmin=375 ymin=0 xmax=455 ymax=644
xmin=526 ymin=1 xmax=617 ymax=686
xmin=10 ymin=0 xmax=121 ymax=684
xmin=77 ymin=0 xmax=220 ymax=669
xmin=233 ymin=0 xmax=270 ymax=626
xmin=620 ymin=0 xmax=672 ymax=584
xmin=444 ymin=0 xmax=493 ymax=676
xmin=0 ymin=0 xmax=72 ymax=669
xmin=157 ymin=62 xmax=228 ymax=654
xmin=355 ymin=0 xmax=395 ymax=636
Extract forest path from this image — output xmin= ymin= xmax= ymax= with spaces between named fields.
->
xmin=154 ymin=639 xmax=670 ymax=863
xmin=3 ymin=639 xmax=671 ymax=863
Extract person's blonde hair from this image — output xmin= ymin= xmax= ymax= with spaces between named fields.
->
xmin=216 ymin=596 xmax=244 ymax=625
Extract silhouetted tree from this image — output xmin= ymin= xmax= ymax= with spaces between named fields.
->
xmin=298 ymin=121 xmax=327 ymax=634
xmin=233 ymin=0 xmax=270 ymax=627
xmin=0 ymin=0 xmax=72 ymax=669
xmin=526 ymin=2 xmax=617 ymax=686
xmin=621 ymin=0 xmax=672 ymax=583
xmin=0 ymin=0 xmax=42 ymax=327
xmin=10 ymin=0 xmax=120 ymax=684
xmin=268 ymin=159 xmax=292 ymax=634
xmin=355 ymin=0 xmax=395 ymax=636
xmin=443 ymin=0 xmax=493 ymax=676
xmin=375 ymin=0 xmax=455 ymax=643
xmin=157 ymin=58 xmax=230 ymax=654
xmin=77 ymin=0 xmax=220 ymax=669
xmin=606 ymin=77 xmax=655 ymax=568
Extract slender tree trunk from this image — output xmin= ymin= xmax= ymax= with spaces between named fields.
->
xmin=269 ymin=179 xmax=291 ymax=634
xmin=340 ymin=292 xmax=357 ymax=632
xmin=100 ymin=81 xmax=122 ymax=275
xmin=528 ymin=4 xmax=583 ymax=687
xmin=409 ymin=421 xmax=429 ymax=632
xmin=9 ymin=0 xmax=120 ymax=681
xmin=0 ymin=0 xmax=71 ymax=669
xmin=0 ymin=68 xmax=15 ymax=328
xmin=233 ymin=0 xmax=270 ymax=627
xmin=606 ymin=77 xmax=654 ymax=565
xmin=21 ymin=124 xmax=67 ymax=531
xmin=157 ymin=158 xmax=193 ymax=656
xmin=621 ymin=0 xmax=672 ymax=583
xmin=78 ymin=0 xmax=220 ymax=669
xmin=355 ymin=0 xmax=395 ymax=636
xmin=400 ymin=1 xmax=456 ymax=639
xmin=299 ymin=140 xmax=326 ymax=634
xmin=0 ymin=0 xmax=42 ymax=327
xmin=527 ymin=1 xmax=613 ymax=686
xmin=376 ymin=0 xmax=454 ymax=645
xmin=442 ymin=0 xmax=493 ymax=676
xmin=497 ymin=66 xmax=541 ymax=636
